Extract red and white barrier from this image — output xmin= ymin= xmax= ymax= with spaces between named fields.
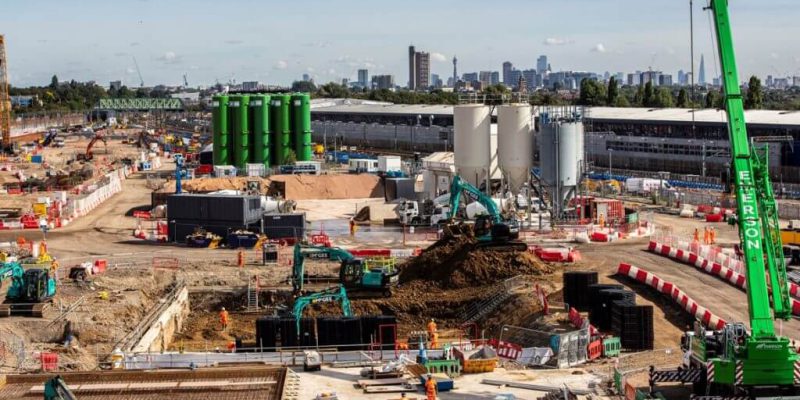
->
xmin=617 ymin=262 xmax=727 ymax=330
xmin=648 ymin=241 xmax=800 ymax=315
xmin=648 ymin=241 xmax=746 ymax=288
xmin=590 ymin=230 xmax=619 ymax=242
xmin=531 ymin=246 xmax=581 ymax=262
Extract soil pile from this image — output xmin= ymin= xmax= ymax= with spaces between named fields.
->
xmin=399 ymin=233 xmax=552 ymax=289
xmin=180 ymin=174 xmax=384 ymax=200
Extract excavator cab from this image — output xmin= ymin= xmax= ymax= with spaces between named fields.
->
xmin=473 ymin=215 xmax=525 ymax=251
xmin=339 ymin=259 xmax=397 ymax=297
xmin=22 ymin=269 xmax=56 ymax=303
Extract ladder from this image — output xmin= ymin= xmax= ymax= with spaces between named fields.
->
xmin=460 ymin=276 xmax=527 ymax=324
xmin=247 ymin=276 xmax=259 ymax=311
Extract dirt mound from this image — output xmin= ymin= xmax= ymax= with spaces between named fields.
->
xmin=180 ymin=174 xmax=384 ymax=200
xmin=399 ymin=233 xmax=552 ymax=289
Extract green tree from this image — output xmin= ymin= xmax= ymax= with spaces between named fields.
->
xmin=642 ymin=81 xmax=655 ymax=107
xmin=676 ymin=88 xmax=690 ymax=108
xmin=653 ymin=87 xmax=674 ymax=108
xmin=291 ymin=80 xmax=317 ymax=93
xmin=744 ymin=75 xmax=763 ymax=109
xmin=50 ymin=75 xmax=59 ymax=89
xmin=317 ymin=82 xmax=350 ymax=98
xmin=607 ymin=76 xmax=619 ymax=106
xmin=705 ymin=90 xmax=718 ymax=108
xmin=633 ymin=85 xmax=645 ymax=106
xmin=614 ymin=95 xmax=631 ymax=107
xmin=285 ymin=149 xmax=297 ymax=165
xmin=578 ymin=78 xmax=606 ymax=106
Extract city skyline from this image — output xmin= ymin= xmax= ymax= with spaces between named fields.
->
xmin=2 ymin=0 xmax=799 ymax=87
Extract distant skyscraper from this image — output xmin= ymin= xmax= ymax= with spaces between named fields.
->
xmin=463 ymin=72 xmax=478 ymax=83
xmin=431 ymin=73 xmax=442 ymax=88
xmin=452 ymin=56 xmax=458 ymax=87
xmin=537 ymin=55 xmax=548 ymax=74
xmin=490 ymin=71 xmax=500 ymax=86
xmin=699 ymin=54 xmax=706 ymax=85
xmin=478 ymin=71 xmax=493 ymax=87
xmin=502 ymin=61 xmax=513 ymax=86
xmin=357 ymin=69 xmax=369 ymax=87
xmin=677 ymin=70 xmax=686 ymax=86
xmin=302 ymin=73 xmax=310 ymax=82
xmin=372 ymin=75 xmax=395 ymax=90
xmin=658 ymin=74 xmax=673 ymax=86
xmin=522 ymin=69 xmax=537 ymax=91
xmin=508 ymin=70 xmax=523 ymax=89
xmin=109 ymin=81 xmax=122 ymax=91
xmin=408 ymin=45 xmax=430 ymax=90
xmin=409 ymin=45 xmax=417 ymax=89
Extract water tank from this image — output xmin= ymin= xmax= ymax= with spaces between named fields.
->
xmin=539 ymin=118 xmax=584 ymax=210
xmin=497 ymin=104 xmax=533 ymax=194
xmin=292 ymin=93 xmax=312 ymax=162
xmin=270 ymin=94 xmax=292 ymax=165
xmin=249 ymin=94 xmax=271 ymax=166
xmin=454 ymin=105 xmax=491 ymax=187
xmin=228 ymin=95 xmax=251 ymax=170
xmin=211 ymin=95 xmax=229 ymax=166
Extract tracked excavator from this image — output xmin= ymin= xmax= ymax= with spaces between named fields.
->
xmin=444 ymin=175 xmax=527 ymax=252
xmin=0 ymin=261 xmax=56 ymax=317
xmin=291 ymin=243 xmax=398 ymax=296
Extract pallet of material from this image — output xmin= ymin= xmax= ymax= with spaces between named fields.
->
xmin=363 ymin=385 xmax=415 ymax=394
xmin=356 ymin=378 xmax=409 ymax=388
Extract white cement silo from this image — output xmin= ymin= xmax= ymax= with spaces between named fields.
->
xmin=497 ymin=104 xmax=533 ymax=195
xmin=454 ymin=105 xmax=491 ymax=187
xmin=539 ymin=108 xmax=585 ymax=216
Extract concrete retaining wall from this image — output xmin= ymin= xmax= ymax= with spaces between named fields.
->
xmin=130 ymin=286 xmax=190 ymax=353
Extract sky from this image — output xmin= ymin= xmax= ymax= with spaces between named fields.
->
xmin=2 ymin=0 xmax=800 ymax=88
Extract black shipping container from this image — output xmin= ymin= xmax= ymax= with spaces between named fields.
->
xmin=167 ymin=194 xmax=262 ymax=225
xmin=262 ymin=213 xmax=306 ymax=239
xmin=384 ymin=178 xmax=416 ymax=202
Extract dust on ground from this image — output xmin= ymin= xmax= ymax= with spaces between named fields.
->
xmin=180 ymin=174 xmax=384 ymax=200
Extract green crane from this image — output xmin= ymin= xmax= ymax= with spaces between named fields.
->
xmin=681 ymin=1 xmax=799 ymax=395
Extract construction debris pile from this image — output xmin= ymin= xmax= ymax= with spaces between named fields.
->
xmin=399 ymin=229 xmax=552 ymax=289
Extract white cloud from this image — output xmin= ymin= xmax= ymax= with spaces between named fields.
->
xmin=591 ymin=43 xmax=607 ymax=53
xmin=543 ymin=37 xmax=573 ymax=46
xmin=157 ymin=51 xmax=182 ymax=64
xmin=431 ymin=52 xmax=448 ymax=62
xmin=273 ymin=60 xmax=288 ymax=70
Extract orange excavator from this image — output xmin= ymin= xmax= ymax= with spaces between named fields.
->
xmin=77 ymin=131 xmax=107 ymax=161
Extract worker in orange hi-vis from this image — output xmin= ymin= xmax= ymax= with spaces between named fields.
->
xmin=693 ymin=228 xmax=700 ymax=243
xmin=598 ymin=213 xmax=605 ymax=228
xmin=430 ymin=332 xmax=439 ymax=349
xmin=237 ymin=249 xmax=245 ymax=268
xmin=349 ymin=219 xmax=356 ymax=236
xmin=703 ymin=226 xmax=710 ymax=245
xmin=710 ymin=227 xmax=717 ymax=245
xmin=425 ymin=374 xmax=437 ymax=400
xmin=219 ymin=307 xmax=229 ymax=331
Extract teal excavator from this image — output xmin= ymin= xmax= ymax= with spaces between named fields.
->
xmin=0 ymin=261 xmax=56 ymax=317
xmin=673 ymin=1 xmax=800 ymax=397
xmin=446 ymin=175 xmax=527 ymax=252
xmin=292 ymin=243 xmax=398 ymax=296
xmin=292 ymin=285 xmax=352 ymax=334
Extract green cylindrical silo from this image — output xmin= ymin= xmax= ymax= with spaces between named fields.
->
xmin=270 ymin=94 xmax=292 ymax=165
xmin=292 ymin=93 xmax=312 ymax=161
xmin=250 ymin=94 xmax=271 ymax=166
xmin=212 ymin=95 xmax=229 ymax=165
xmin=230 ymin=94 xmax=250 ymax=170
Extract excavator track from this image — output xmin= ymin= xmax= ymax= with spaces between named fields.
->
xmin=0 ymin=302 xmax=49 ymax=318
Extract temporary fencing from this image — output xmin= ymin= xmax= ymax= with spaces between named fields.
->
xmin=648 ymin=241 xmax=800 ymax=316
xmin=617 ymin=263 xmax=727 ymax=330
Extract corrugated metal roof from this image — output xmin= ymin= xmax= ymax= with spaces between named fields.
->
xmin=586 ymin=107 xmax=800 ymax=126
xmin=309 ymin=102 xmax=800 ymax=127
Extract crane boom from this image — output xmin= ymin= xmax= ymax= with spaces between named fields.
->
xmin=132 ymin=56 xmax=144 ymax=87
xmin=701 ymin=0 xmax=799 ymax=390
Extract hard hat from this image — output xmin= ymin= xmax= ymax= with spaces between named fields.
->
xmin=221 ymin=307 xmax=226 ymax=311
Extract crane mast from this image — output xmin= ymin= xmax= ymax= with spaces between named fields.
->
xmin=703 ymin=0 xmax=799 ymax=391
